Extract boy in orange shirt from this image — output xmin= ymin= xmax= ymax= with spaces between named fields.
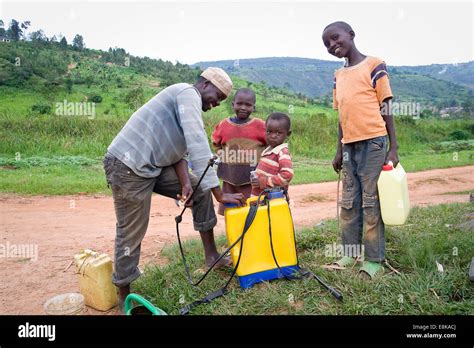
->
xmin=322 ymin=21 xmax=399 ymax=279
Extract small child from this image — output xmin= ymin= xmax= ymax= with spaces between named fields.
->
xmin=250 ymin=112 xmax=294 ymax=197
xmin=212 ymin=88 xmax=267 ymax=215
xmin=322 ymin=21 xmax=399 ymax=279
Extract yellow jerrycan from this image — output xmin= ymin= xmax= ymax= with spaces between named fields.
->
xmin=224 ymin=191 xmax=298 ymax=288
xmin=74 ymin=249 xmax=118 ymax=311
xmin=377 ymin=162 xmax=410 ymax=225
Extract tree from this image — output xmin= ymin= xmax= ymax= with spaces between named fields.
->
xmin=59 ymin=36 xmax=68 ymax=48
xmin=20 ymin=21 xmax=30 ymax=39
xmin=6 ymin=19 xmax=21 ymax=41
xmin=461 ymin=91 xmax=473 ymax=113
xmin=29 ymin=30 xmax=47 ymax=42
xmin=65 ymin=78 xmax=73 ymax=93
xmin=0 ymin=20 xmax=5 ymax=37
xmin=5 ymin=19 xmax=30 ymax=41
xmin=72 ymin=34 xmax=84 ymax=50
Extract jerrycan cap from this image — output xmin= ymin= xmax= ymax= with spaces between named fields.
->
xmin=224 ymin=203 xmax=238 ymax=208
xmin=382 ymin=164 xmax=393 ymax=171
xmin=268 ymin=191 xmax=285 ymax=199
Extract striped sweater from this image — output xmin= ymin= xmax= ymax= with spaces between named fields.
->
xmin=212 ymin=117 xmax=267 ymax=186
xmin=251 ymin=143 xmax=294 ymax=196
xmin=107 ymin=83 xmax=219 ymax=191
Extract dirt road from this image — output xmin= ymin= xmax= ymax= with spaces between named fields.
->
xmin=1 ymin=166 xmax=472 ymax=314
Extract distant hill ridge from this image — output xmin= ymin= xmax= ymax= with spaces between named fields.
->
xmin=193 ymin=57 xmax=474 ymax=106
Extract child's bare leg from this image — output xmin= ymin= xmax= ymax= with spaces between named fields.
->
xmin=199 ymin=229 xmax=231 ymax=268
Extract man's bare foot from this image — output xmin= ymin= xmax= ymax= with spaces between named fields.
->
xmin=205 ymin=255 xmax=233 ymax=269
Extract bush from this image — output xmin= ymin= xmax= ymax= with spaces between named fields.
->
xmin=430 ymin=140 xmax=474 ymax=153
xmin=31 ymin=104 xmax=51 ymax=114
xmin=448 ymin=130 xmax=470 ymax=140
xmin=89 ymin=95 xmax=103 ymax=103
xmin=399 ymin=115 xmax=417 ymax=126
xmin=124 ymin=87 xmax=144 ymax=109
xmin=65 ymin=79 xmax=73 ymax=93
xmin=467 ymin=123 xmax=474 ymax=135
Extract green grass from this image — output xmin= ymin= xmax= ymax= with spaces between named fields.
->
xmin=132 ymin=203 xmax=474 ymax=315
xmin=441 ymin=190 xmax=473 ymax=195
xmin=0 ymin=163 xmax=107 ymax=195
xmin=1 ymin=91 xmax=473 ymax=195
xmin=280 ymin=149 xmax=474 ymax=185
xmin=1 ymin=42 xmax=473 ymax=195
xmin=0 ymin=150 xmax=472 ymax=195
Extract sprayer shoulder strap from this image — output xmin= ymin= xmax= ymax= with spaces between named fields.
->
xmin=296 ymin=267 xmax=314 ymax=279
xmin=179 ymin=202 xmax=260 ymax=315
xmin=179 ymin=288 xmax=227 ymax=315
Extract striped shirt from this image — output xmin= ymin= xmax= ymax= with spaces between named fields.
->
xmin=107 ymin=83 xmax=219 ymax=191
xmin=252 ymin=143 xmax=294 ymax=196
xmin=212 ymin=117 xmax=266 ymax=186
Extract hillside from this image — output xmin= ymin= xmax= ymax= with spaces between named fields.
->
xmin=396 ymin=61 xmax=474 ymax=90
xmin=0 ymin=40 xmax=339 ymax=160
xmin=193 ymin=57 xmax=474 ymax=107
xmin=0 ymin=40 xmax=473 ymax=195
xmin=0 ymin=41 xmax=200 ymax=90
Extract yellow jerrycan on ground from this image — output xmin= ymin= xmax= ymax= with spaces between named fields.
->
xmin=377 ymin=162 xmax=411 ymax=225
xmin=74 ymin=249 xmax=118 ymax=311
xmin=224 ymin=190 xmax=298 ymax=288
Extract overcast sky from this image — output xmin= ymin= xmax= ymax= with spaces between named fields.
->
xmin=1 ymin=0 xmax=472 ymax=66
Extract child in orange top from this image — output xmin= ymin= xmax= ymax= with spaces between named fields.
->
xmin=212 ymin=88 xmax=266 ymax=214
xmin=322 ymin=21 xmax=399 ymax=279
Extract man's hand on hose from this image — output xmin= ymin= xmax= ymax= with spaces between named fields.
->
xmin=177 ymin=183 xmax=193 ymax=207
xmin=173 ymin=159 xmax=194 ymax=207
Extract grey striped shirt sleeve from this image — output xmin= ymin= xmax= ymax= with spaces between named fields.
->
xmin=176 ymin=88 xmax=219 ymax=191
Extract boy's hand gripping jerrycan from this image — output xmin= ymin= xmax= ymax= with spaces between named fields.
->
xmin=377 ymin=162 xmax=410 ymax=225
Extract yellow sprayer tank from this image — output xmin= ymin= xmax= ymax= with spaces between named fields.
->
xmin=377 ymin=163 xmax=411 ymax=225
xmin=224 ymin=191 xmax=298 ymax=288
xmin=74 ymin=249 xmax=118 ymax=311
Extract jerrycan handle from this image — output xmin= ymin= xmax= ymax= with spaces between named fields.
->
xmin=124 ymin=293 xmax=167 ymax=315
xmin=246 ymin=196 xmax=260 ymax=206
xmin=223 ymin=197 xmax=260 ymax=209
xmin=244 ymin=191 xmax=284 ymax=206
xmin=225 ymin=196 xmax=262 ymax=210
xmin=382 ymin=162 xmax=405 ymax=172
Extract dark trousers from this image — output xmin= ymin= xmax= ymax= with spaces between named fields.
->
xmin=103 ymin=154 xmax=217 ymax=287
xmin=340 ymin=136 xmax=387 ymax=262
